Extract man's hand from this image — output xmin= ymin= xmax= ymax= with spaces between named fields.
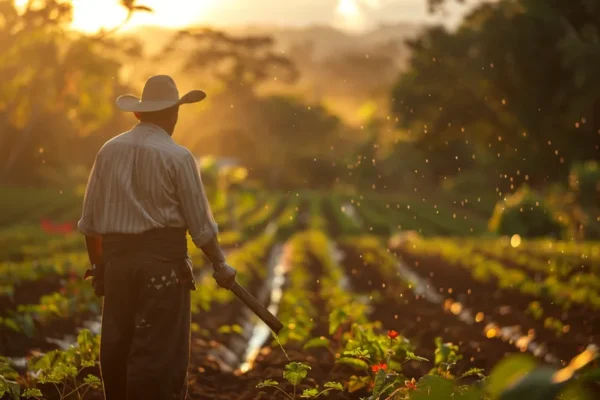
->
xmin=84 ymin=263 xmax=105 ymax=297
xmin=212 ymin=262 xmax=237 ymax=290
xmin=83 ymin=235 xmax=104 ymax=297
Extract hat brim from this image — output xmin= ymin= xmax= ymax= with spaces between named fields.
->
xmin=116 ymin=90 xmax=207 ymax=113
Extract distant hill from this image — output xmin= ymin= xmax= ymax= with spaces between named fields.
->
xmin=120 ymin=22 xmax=422 ymax=59
xmin=118 ymin=22 xmax=421 ymax=128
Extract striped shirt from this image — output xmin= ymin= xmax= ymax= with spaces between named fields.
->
xmin=78 ymin=121 xmax=218 ymax=248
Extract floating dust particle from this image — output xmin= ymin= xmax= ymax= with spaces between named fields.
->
xmin=450 ymin=302 xmax=462 ymax=315
xmin=475 ymin=312 xmax=484 ymax=323
xmin=511 ymin=234 xmax=522 ymax=248
xmin=516 ymin=335 xmax=532 ymax=352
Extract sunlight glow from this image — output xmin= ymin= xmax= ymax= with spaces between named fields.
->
xmin=15 ymin=0 xmax=213 ymax=34
xmin=334 ymin=0 xmax=366 ymax=32
xmin=336 ymin=0 xmax=361 ymax=18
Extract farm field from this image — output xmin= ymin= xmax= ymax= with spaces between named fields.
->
xmin=0 ymin=188 xmax=599 ymax=399
xmin=4 ymin=0 xmax=600 ymax=397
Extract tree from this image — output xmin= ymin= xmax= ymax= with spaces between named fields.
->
xmin=390 ymin=0 xmax=600 ymax=189
xmin=0 ymin=0 xmax=150 ymax=184
xmin=165 ymin=28 xmax=298 ymax=95
xmin=203 ymin=95 xmax=342 ymax=189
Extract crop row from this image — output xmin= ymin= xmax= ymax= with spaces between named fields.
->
xmin=2 ymin=231 xmax=600 ymax=399
xmin=247 ymin=231 xmax=600 ymax=399
xmin=396 ymin=236 xmax=600 ymax=310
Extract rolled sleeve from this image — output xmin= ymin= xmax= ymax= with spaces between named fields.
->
xmin=78 ymin=154 xmax=102 ymax=237
xmin=175 ymin=151 xmax=219 ymax=247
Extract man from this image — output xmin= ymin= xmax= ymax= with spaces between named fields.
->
xmin=78 ymin=75 xmax=237 ymax=400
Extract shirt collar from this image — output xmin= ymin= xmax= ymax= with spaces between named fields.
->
xmin=135 ymin=122 xmax=172 ymax=139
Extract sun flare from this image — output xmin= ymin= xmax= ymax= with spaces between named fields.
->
xmin=15 ymin=0 xmax=214 ymax=33
xmin=336 ymin=0 xmax=361 ymax=18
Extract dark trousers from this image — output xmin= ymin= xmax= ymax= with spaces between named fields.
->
xmin=99 ymin=229 xmax=193 ymax=400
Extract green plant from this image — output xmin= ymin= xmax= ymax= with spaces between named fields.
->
xmin=336 ymin=325 xmax=426 ymax=396
xmin=569 ymin=161 xmax=600 ymax=209
xmin=20 ymin=329 xmax=102 ymax=400
xmin=487 ymin=347 xmax=598 ymax=400
xmin=0 ymin=357 xmax=20 ymax=399
xmin=489 ymin=185 xmax=569 ymax=239
xmin=526 ymin=301 xmax=544 ymax=320
xmin=256 ymin=362 xmax=343 ymax=399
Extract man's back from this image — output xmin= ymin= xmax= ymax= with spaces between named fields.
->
xmin=78 ymin=121 xmax=218 ymax=247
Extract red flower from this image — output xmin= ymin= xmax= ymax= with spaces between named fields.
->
xmin=40 ymin=219 xmax=53 ymax=233
xmin=388 ymin=330 xmax=399 ymax=339
xmin=371 ymin=363 xmax=387 ymax=373
xmin=40 ymin=219 xmax=74 ymax=235
xmin=405 ymin=378 xmax=417 ymax=391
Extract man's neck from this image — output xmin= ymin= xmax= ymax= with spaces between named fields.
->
xmin=140 ymin=121 xmax=173 ymax=136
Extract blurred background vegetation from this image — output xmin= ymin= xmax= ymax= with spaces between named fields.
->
xmin=0 ymin=0 xmax=599 ymax=239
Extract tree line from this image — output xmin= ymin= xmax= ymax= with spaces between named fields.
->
xmin=1 ymin=0 xmax=598 ymax=198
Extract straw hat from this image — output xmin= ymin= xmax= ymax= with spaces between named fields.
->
xmin=116 ymin=75 xmax=206 ymax=113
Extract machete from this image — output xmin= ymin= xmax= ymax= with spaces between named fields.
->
xmin=230 ymin=280 xmax=283 ymax=334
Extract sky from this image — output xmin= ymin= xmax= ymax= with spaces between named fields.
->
xmin=27 ymin=0 xmax=478 ymax=34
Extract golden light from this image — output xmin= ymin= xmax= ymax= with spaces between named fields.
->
xmin=510 ymin=234 xmax=522 ymax=248
xmin=552 ymin=346 xmax=598 ymax=384
xmin=336 ymin=0 xmax=361 ymax=18
xmin=475 ymin=312 xmax=484 ymax=323
xmin=334 ymin=0 xmax=368 ymax=32
xmin=552 ymin=367 xmax=574 ymax=384
xmin=450 ymin=302 xmax=463 ymax=315
xmin=515 ymin=336 xmax=531 ymax=352
xmin=569 ymin=347 xmax=597 ymax=370
xmin=15 ymin=0 xmax=214 ymax=34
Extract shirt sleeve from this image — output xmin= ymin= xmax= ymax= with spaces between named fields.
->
xmin=175 ymin=150 xmax=219 ymax=247
xmin=78 ymin=153 xmax=102 ymax=237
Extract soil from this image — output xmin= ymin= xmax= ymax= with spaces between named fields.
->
xmin=186 ymin=244 xmax=364 ymax=399
xmin=394 ymin=247 xmax=600 ymax=365
xmin=339 ymin=246 xmax=519 ymax=376
xmin=3 ymin=224 xmax=599 ymax=399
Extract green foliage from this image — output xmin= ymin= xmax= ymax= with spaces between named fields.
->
xmin=283 ymin=362 xmax=311 ymax=386
xmin=489 ymin=185 xmax=568 ymax=239
xmin=217 ymin=324 xmax=244 ymax=335
xmin=0 ymin=374 xmax=20 ymax=400
xmin=396 ymin=235 xmax=600 ymax=309
xmin=303 ymin=337 xmax=330 ymax=351
xmin=22 ymin=388 xmax=43 ymax=398
xmin=485 ymin=348 xmax=598 ymax=400
xmin=391 ymin=0 xmax=600 ymax=189
xmin=569 ymin=161 xmax=600 ymax=208
xmin=257 ymin=362 xmax=342 ymax=399
xmin=16 ymin=329 xmax=103 ymax=399
xmin=0 ymin=0 xmax=151 ymax=184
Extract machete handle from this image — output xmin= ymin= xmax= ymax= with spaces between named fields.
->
xmin=230 ymin=281 xmax=283 ymax=334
